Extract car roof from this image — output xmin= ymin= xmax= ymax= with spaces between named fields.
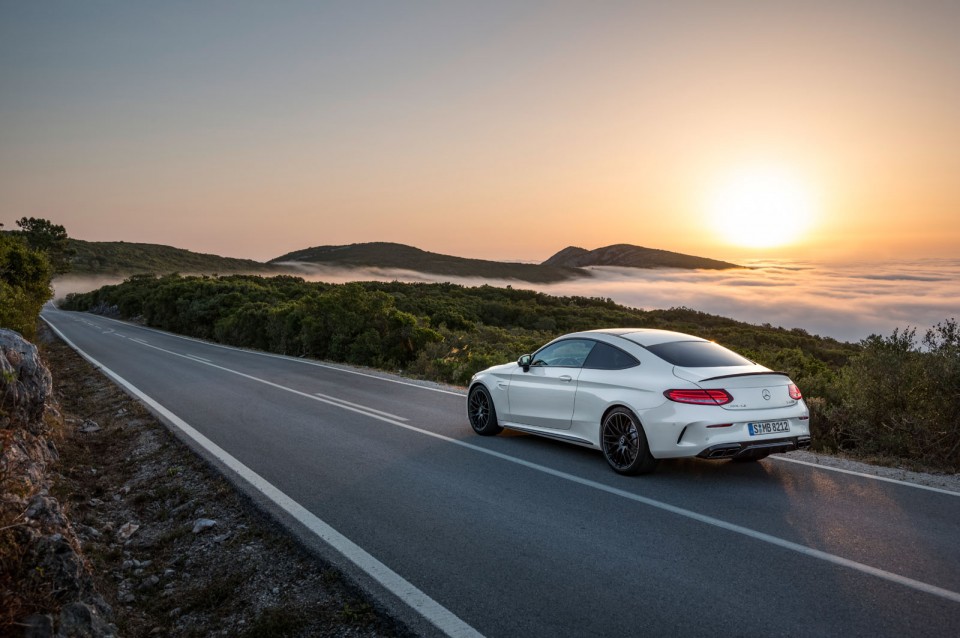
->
xmin=580 ymin=328 xmax=708 ymax=347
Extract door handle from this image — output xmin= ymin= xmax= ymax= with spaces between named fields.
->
xmin=559 ymin=375 xmax=573 ymax=382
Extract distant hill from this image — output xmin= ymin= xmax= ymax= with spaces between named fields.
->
xmin=69 ymin=239 xmax=288 ymax=276
xmin=65 ymin=237 xmax=739 ymax=281
xmin=270 ymin=242 xmax=583 ymax=283
xmin=542 ymin=244 xmax=741 ymax=270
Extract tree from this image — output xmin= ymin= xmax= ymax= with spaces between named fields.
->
xmin=15 ymin=217 xmax=74 ymax=274
xmin=0 ymin=233 xmax=53 ymax=338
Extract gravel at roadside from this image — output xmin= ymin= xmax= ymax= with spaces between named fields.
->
xmin=36 ymin=318 xmax=958 ymax=636
xmin=775 ymin=449 xmax=960 ymax=494
xmin=39 ymin=324 xmax=411 ymax=637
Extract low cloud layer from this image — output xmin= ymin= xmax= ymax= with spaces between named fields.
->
xmin=55 ymin=259 xmax=960 ymax=344
xmin=284 ymin=259 xmax=960 ymax=343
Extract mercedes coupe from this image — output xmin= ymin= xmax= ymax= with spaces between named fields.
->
xmin=466 ymin=328 xmax=811 ymax=475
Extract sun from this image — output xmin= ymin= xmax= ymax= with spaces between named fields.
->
xmin=706 ymin=166 xmax=817 ymax=249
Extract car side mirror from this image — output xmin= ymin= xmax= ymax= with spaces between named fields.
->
xmin=517 ymin=354 xmax=532 ymax=372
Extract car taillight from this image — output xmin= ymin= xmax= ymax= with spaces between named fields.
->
xmin=664 ymin=389 xmax=733 ymax=405
xmin=788 ymin=384 xmax=802 ymax=400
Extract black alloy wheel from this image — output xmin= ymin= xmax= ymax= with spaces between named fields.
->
xmin=601 ymin=407 xmax=658 ymax=475
xmin=468 ymin=385 xmax=502 ymax=436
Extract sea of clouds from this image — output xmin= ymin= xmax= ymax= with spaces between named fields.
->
xmin=56 ymin=259 xmax=960 ymax=344
xmin=277 ymin=259 xmax=960 ymax=343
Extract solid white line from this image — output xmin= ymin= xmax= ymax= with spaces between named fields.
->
xmin=48 ymin=314 xmax=960 ymax=607
xmin=185 ymin=354 xmax=212 ymax=363
xmin=56 ymin=311 xmax=957 ymax=498
xmin=41 ymin=316 xmax=485 ymax=638
xmin=128 ymin=339 xmax=423 ymax=427
xmin=770 ymin=455 xmax=960 ymax=497
xmin=315 ymin=392 xmax=408 ymax=421
xmin=69 ymin=311 xmax=466 ymax=397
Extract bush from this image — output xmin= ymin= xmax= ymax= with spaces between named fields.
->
xmin=830 ymin=320 xmax=960 ymax=470
xmin=0 ymin=234 xmax=53 ymax=339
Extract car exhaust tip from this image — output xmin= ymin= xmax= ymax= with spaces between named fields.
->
xmin=699 ymin=435 xmax=811 ymax=461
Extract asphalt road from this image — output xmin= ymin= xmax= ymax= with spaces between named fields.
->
xmin=43 ymin=307 xmax=960 ymax=637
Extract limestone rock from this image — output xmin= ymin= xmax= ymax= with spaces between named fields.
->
xmin=192 ymin=518 xmax=217 ymax=534
xmin=0 ymin=328 xmax=53 ymax=433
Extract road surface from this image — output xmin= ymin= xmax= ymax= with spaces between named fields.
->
xmin=42 ymin=307 xmax=960 ymax=637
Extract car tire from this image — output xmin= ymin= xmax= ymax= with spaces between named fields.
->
xmin=467 ymin=385 xmax=502 ymax=436
xmin=600 ymin=407 xmax=658 ymax=475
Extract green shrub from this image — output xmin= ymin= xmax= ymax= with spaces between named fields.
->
xmin=0 ymin=234 xmax=53 ymax=339
xmin=830 ymin=320 xmax=960 ymax=470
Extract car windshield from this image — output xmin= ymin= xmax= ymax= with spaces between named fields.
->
xmin=645 ymin=341 xmax=752 ymax=367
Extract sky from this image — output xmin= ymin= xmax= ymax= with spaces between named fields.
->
xmin=2 ymin=1 xmax=958 ymax=263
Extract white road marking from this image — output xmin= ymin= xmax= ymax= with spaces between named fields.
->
xmin=128 ymin=338 xmax=419 ymax=427
xmin=315 ymin=392 xmax=408 ymax=421
xmin=69 ymin=311 xmax=466 ymax=396
xmin=185 ymin=354 xmax=212 ymax=363
xmin=57 ymin=311 xmax=956 ymax=498
xmin=770 ymin=455 xmax=960 ymax=497
xmin=41 ymin=315 xmax=485 ymax=638
xmin=45 ymin=313 xmax=960 ymax=607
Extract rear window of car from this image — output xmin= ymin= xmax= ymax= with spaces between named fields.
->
xmin=583 ymin=342 xmax=639 ymax=370
xmin=645 ymin=341 xmax=752 ymax=367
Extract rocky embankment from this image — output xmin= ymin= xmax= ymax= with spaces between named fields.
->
xmin=2 ymin=326 xmax=408 ymax=637
xmin=1 ymin=328 xmax=115 ymax=636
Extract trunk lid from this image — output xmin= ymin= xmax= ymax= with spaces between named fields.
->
xmin=673 ymin=366 xmax=799 ymax=411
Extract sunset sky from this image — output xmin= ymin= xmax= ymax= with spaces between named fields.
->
xmin=2 ymin=1 xmax=958 ymax=263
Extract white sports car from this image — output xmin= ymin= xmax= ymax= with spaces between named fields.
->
xmin=467 ymin=328 xmax=811 ymax=474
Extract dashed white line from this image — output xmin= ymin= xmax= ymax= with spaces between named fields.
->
xmin=62 ymin=310 xmax=465 ymax=396
xmin=41 ymin=315 xmax=485 ymax=638
xmin=56 ymin=310 xmax=958 ymax=498
xmin=45 ymin=312 xmax=960 ymax=607
xmin=315 ymin=392 xmax=408 ymax=421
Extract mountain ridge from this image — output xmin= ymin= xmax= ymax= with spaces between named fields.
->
xmin=65 ymin=238 xmax=740 ymax=281
xmin=269 ymin=241 xmax=583 ymax=283
xmin=542 ymin=243 xmax=741 ymax=270
xmin=68 ymin=239 xmax=288 ymax=275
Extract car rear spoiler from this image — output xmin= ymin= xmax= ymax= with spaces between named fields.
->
xmin=699 ymin=371 xmax=791 ymax=382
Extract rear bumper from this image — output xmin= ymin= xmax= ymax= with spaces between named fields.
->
xmin=697 ymin=435 xmax=811 ymax=460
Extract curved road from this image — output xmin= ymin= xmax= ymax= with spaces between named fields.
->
xmin=43 ymin=308 xmax=960 ymax=637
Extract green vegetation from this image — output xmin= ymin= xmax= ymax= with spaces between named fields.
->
xmin=68 ymin=239 xmax=289 ymax=276
xmin=14 ymin=217 xmax=75 ymax=274
xmin=61 ymin=274 xmax=958 ymax=470
xmin=269 ymin=241 xmax=583 ymax=282
xmin=61 ymin=237 xmax=745 ymax=281
xmin=814 ymin=320 xmax=960 ymax=470
xmin=0 ymin=232 xmax=53 ymax=339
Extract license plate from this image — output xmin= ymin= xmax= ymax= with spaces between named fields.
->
xmin=748 ymin=420 xmax=790 ymax=436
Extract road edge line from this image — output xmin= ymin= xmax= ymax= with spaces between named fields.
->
xmin=67 ymin=310 xmax=465 ymax=396
xmin=41 ymin=315 xmax=485 ymax=638
xmin=769 ymin=455 xmax=960 ymax=497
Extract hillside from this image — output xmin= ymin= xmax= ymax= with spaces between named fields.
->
xmin=270 ymin=242 xmax=583 ymax=283
xmin=69 ymin=239 xmax=288 ymax=275
xmin=543 ymin=244 xmax=741 ymax=270
xmin=65 ymin=238 xmax=740 ymax=281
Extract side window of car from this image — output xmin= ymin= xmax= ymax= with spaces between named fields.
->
xmin=531 ymin=339 xmax=595 ymax=368
xmin=583 ymin=342 xmax=640 ymax=370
